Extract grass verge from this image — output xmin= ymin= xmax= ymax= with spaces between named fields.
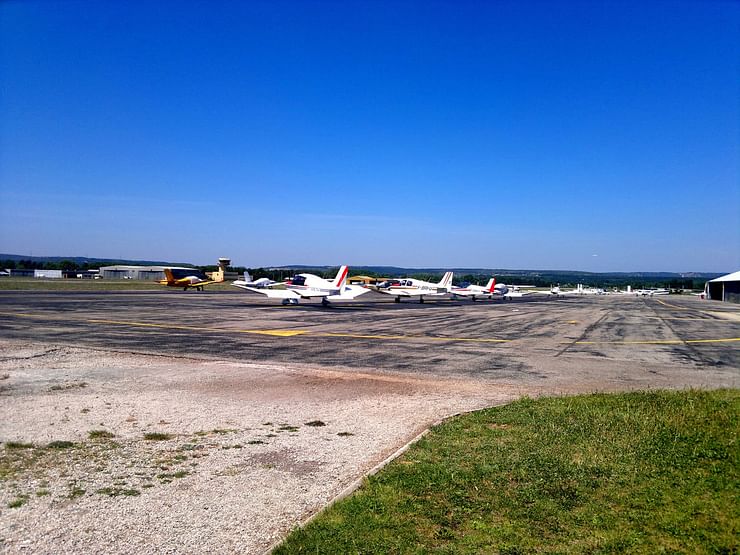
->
xmin=275 ymin=389 xmax=739 ymax=554
xmin=0 ymin=277 xmax=236 ymax=291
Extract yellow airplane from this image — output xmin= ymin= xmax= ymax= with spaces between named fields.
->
xmin=158 ymin=268 xmax=222 ymax=291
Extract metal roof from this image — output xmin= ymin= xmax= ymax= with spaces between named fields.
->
xmin=708 ymin=271 xmax=740 ymax=283
xmin=99 ymin=265 xmax=193 ymax=271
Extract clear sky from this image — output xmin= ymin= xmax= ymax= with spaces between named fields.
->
xmin=1 ymin=0 xmax=738 ymax=272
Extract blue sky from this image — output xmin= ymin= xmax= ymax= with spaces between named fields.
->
xmin=1 ymin=0 xmax=737 ymax=272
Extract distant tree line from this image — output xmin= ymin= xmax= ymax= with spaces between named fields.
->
xmin=455 ymin=273 xmax=707 ymax=290
xmin=0 ymin=259 xmax=98 ymax=271
xmin=2 ymin=259 xmax=709 ymax=290
xmin=194 ymin=267 xmax=709 ymax=290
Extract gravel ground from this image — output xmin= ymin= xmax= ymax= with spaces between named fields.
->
xmin=2 ymin=293 xmax=739 ymax=553
xmin=0 ymin=340 xmax=517 ymax=554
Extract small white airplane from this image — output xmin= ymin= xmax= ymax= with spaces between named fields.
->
xmin=634 ymin=288 xmax=669 ymax=297
xmin=550 ymin=284 xmax=605 ymax=296
xmin=492 ymin=283 xmax=541 ymax=299
xmin=231 ymin=265 xmax=369 ymax=306
xmin=232 ymin=271 xmax=275 ymax=289
xmin=375 ymin=272 xmax=454 ymax=303
xmin=451 ymin=278 xmax=499 ymax=301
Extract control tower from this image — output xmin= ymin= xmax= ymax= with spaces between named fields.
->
xmin=208 ymin=258 xmax=232 ymax=282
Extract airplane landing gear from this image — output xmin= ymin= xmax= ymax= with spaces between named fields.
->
xmin=395 ymin=297 xmax=401 ymax=303
xmin=321 ymin=298 xmax=330 ymax=307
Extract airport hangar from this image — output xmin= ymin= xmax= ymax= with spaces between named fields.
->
xmin=705 ymin=270 xmax=740 ymax=304
xmin=99 ymin=265 xmax=188 ymax=281
xmin=100 ymin=259 xmax=234 ymax=281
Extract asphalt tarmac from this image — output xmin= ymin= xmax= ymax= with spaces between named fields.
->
xmin=1 ymin=289 xmax=738 ymax=389
xmin=1 ymin=288 xmax=738 ymax=554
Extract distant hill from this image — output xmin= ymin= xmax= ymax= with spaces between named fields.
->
xmin=1 ymin=255 xmax=724 ymax=287
xmin=0 ymin=254 xmax=194 ymax=267
xmin=273 ymin=264 xmax=722 ymax=280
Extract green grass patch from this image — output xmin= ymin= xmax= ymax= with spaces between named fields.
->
xmin=210 ymin=428 xmax=238 ymax=435
xmin=0 ymin=277 xmax=236 ymax=292
xmin=143 ymin=432 xmax=172 ymax=441
xmin=88 ymin=430 xmax=115 ymax=440
xmin=96 ymin=486 xmax=140 ymax=497
xmin=49 ymin=381 xmax=87 ymax=391
xmin=46 ymin=441 xmax=74 ymax=449
xmin=275 ymin=390 xmax=739 ymax=554
xmin=157 ymin=470 xmax=188 ymax=480
xmin=5 ymin=442 xmax=34 ymax=450
xmin=8 ymin=495 xmax=29 ymax=508
xmin=68 ymin=485 xmax=86 ymax=499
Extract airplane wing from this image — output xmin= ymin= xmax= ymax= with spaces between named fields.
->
xmin=165 ymin=277 xmax=217 ymax=288
xmin=231 ymin=283 xmax=301 ymax=299
xmin=323 ymin=286 xmax=370 ymax=302
xmin=232 ymin=278 xmax=275 ymax=289
xmin=381 ymin=289 xmax=414 ymax=297
xmin=329 ymin=285 xmax=371 ymax=300
xmin=451 ymin=289 xmax=483 ymax=298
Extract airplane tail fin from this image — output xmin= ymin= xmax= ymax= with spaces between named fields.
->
xmin=485 ymin=277 xmax=496 ymax=293
xmin=332 ymin=265 xmax=349 ymax=289
xmin=244 ymin=271 xmax=253 ymax=282
xmin=438 ymin=271 xmax=454 ymax=290
xmin=163 ymin=268 xmax=175 ymax=284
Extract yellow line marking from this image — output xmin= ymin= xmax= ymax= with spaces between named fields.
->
xmin=250 ymin=330 xmax=308 ymax=337
xmin=574 ymin=338 xmax=740 ymax=345
xmin=4 ymin=311 xmax=735 ymax=345
xmin=90 ymin=319 xmax=309 ymax=337
xmin=320 ymin=332 xmax=509 ymax=343
xmin=89 ymin=319 xmax=205 ymax=331
xmin=0 ymin=312 xmax=505 ymax=343
xmin=684 ymin=337 xmax=740 ymax=344
xmin=643 ymin=316 xmax=715 ymax=321
xmin=654 ymin=299 xmax=689 ymax=310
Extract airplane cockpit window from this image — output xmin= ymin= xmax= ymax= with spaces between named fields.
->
xmin=291 ymin=275 xmax=306 ymax=286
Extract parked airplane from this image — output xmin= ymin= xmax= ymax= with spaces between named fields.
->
xmin=550 ymin=284 xmax=606 ymax=296
xmin=375 ymin=272 xmax=454 ymax=303
xmin=490 ymin=283 xmax=541 ymax=299
xmin=231 ymin=265 xmax=369 ymax=305
xmin=451 ymin=278 xmax=499 ymax=301
xmin=634 ymin=288 xmax=669 ymax=297
xmin=232 ymin=271 xmax=275 ymax=289
xmin=158 ymin=268 xmax=222 ymax=291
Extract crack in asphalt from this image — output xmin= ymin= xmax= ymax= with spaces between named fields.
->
xmin=553 ymin=309 xmax=611 ymax=358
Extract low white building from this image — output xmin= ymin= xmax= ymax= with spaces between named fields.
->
xmin=705 ymin=271 xmax=740 ymax=304
xmin=34 ymin=269 xmax=62 ymax=279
